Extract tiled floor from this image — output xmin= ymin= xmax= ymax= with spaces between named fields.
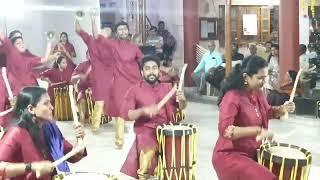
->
xmin=58 ymin=95 xmax=320 ymax=179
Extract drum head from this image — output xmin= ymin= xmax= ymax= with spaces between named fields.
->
xmin=268 ymin=146 xmax=306 ymax=159
xmin=160 ymin=124 xmax=194 ymax=136
xmin=260 ymin=143 xmax=312 ymax=167
xmin=63 ymin=172 xmax=111 ymax=180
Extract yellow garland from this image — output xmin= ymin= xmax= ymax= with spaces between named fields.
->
xmin=302 ymin=0 xmax=306 ymax=15
xmin=311 ymin=0 xmax=316 ymax=17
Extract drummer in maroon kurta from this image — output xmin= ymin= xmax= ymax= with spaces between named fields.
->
xmin=120 ymin=55 xmax=187 ymax=179
xmin=71 ymin=56 xmax=93 ymax=124
xmin=212 ymin=56 xmax=295 ymax=180
xmin=39 ymin=56 xmax=70 ymax=106
xmin=99 ymin=21 xmax=144 ymax=148
xmin=0 ymin=87 xmax=86 ymax=180
xmin=53 ymin=32 xmax=76 ymax=78
xmin=75 ymin=19 xmax=114 ymax=131
xmin=0 ymin=32 xmax=53 ymax=96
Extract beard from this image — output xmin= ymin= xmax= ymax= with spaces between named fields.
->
xmin=145 ymin=74 xmax=159 ymax=84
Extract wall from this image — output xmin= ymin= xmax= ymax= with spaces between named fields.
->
xmin=146 ymin=0 xmax=184 ymax=66
xmin=2 ymin=0 xmax=100 ymax=64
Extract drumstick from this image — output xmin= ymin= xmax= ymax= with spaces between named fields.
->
xmin=68 ymin=85 xmax=84 ymax=145
xmin=177 ymin=64 xmax=187 ymax=103
xmin=281 ymin=69 xmax=303 ymax=120
xmin=289 ymin=68 xmax=303 ymax=102
xmin=178 ymin=64 xmax=188 ymax=91
xmin=52 ymin=144 xmax=85 ymax=167
xmin=157 ymin=84 xmax=177 ymax=110
xmin=0 ymin=107 xmax=13 ymax=117
xmin=1 ymin=67 xmax=13 ymax=99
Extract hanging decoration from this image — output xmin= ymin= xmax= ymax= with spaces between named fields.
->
xmin=311 ymin=0 xmax=316 ymax=17
xmin=301 ymin=0 xmax=306 ymax=15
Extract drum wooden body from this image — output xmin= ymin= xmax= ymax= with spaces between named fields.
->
xmin=258 ymin=143 xmax=312 ymax=180
xmin=157 ymin=124 xmax=197 ymax=180
xmin=53 ymin=172 xmax=118 ymax=180
xmin=54 ymin=87 xmax=72 ymax=121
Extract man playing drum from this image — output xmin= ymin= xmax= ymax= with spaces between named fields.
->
xmin=119 ymin=55 xmax=187 ymax=179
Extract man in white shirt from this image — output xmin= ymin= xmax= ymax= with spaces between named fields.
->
xmin=191 ymin=41 xmax=222 ymax=94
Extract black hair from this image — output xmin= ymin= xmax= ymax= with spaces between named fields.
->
xmin=140 ymin=55 xmax=161 ymax=70
xmin=9 ymin=30 xmax=22 ymax=39
xmin=150 ymin=26 xmax=158 ymax=31
xmin=300 ymin=44 xmax=307 ymax=54
xmin=115 ymin=21 xmax=129 ymax=32
xmin=11 ymin=86 xmax=48 ymax=155
xmin=232 ymin=42 xmax=239 ymax=50
xmin=218 ymin=56 xmax=268 ymax=105
xmin=158 ymin=21 xmax=165 ymax=26
xmin=266 ymin=41 xmax=272 ymax=45
xmin=272 ymin=43 xmax=279 ymax=50
xmin=53 ymin=55 xmax=66 ymax=69
xmin=11 ymin=36 xmax=23 ymax=45
xmin=60 ymin=32 xmax=69 ymax=43
xmin=288 ymin=70 xmax=298 ymax=82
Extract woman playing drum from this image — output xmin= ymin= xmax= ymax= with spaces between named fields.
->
xmin=212 ymin=56 xmax=295 ymax=180
xmin=0 ymin=87 xmax=86 ymax=180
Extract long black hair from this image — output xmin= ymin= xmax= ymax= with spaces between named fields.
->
xmin=53 ymin=55 xmax=65 ymax=69
xmin=218 ymin=56 xmax=268 ymax=105
xmin=60 ymin=32 xmax=69 ymax=43
xmin=11 ymin=86 xmax=48 ymax=154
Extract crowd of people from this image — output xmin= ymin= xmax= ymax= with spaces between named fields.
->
xmin=0 ymin=11 xmax=184 ymax=179
xmin=0 ymin=10 xmax=315 ymax=180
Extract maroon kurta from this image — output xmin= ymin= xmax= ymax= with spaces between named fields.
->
xmin=77 ymin=31 xmax=114 ymax=115
xmin=39 ymin=68 xmax=70 ymax=105
xmin=0 ymin=126 xmax=86 ymax=180
xmin=212 ymin=90 xmax=277 ymax=180
xmin=53 ymin=42 xmax=76 ymax=79
xmin=0 ymin=38 xmax=41 ymax=96
xmin=72 ymin=60 xmax=93 ymax=102
xmin=101 ymin=38 xmax=143 ymax=117
xmin=0 ymin=77 xmax=8 ymax=126
xmin=120 ymin=81 xmax=176 ymax=178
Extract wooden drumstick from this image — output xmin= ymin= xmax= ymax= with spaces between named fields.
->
xmin=281 ymin=69 xmax=303 ymax=120
xmin=68 ymin=85 xmax=84 ymax=144
xmin=289 ymin=68 xmax=303 ymax=102
xmin=0 ymin=107 xmax=13 ymax=117
xmin=52 ymin=144 xmax=85 ymax=167
xmin=1 ymin=67 xmax=13 ymax=99
xmin=178 ymin=64 xmax=188 ymax=91
xmin=157 ymin=84 xmax=177 ymax=110
xmin=177 ymin=64 xmax=188 ymax=103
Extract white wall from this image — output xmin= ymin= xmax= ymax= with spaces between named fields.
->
xmin=2 ymin=0 xmax=100 ymax=64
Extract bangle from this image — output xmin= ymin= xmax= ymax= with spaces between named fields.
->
xmin=224 ymin=125 xmax=236 ymax=139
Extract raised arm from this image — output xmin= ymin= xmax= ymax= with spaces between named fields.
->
xmin=91 ymin=15 xmax=99 ymax=39
xmin=40 ymin=41 xmax=53 ymax=63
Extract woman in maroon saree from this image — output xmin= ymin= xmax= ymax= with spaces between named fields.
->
xmin=212 ymin=56 xmax=295 ymax=180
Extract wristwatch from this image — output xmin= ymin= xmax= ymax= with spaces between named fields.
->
xmin=25 ymin=163 xmax=32 ymax=172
